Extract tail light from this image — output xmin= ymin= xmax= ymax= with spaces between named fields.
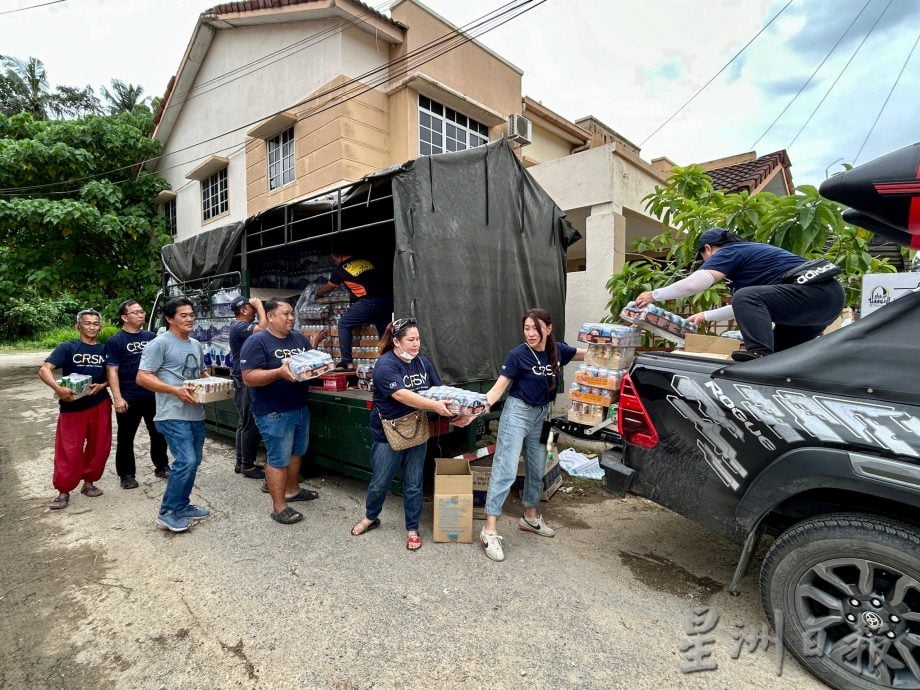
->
xmin=617 ymin=372 xmax=659 ymax=448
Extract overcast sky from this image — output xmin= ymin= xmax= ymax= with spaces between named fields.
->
xmin=2 ymin=0 xmax=918 ymax=186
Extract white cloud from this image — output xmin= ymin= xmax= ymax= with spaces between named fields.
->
xmin=2 ymin=0 xmax=917 ymax=186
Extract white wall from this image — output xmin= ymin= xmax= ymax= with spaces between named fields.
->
xmin=156 ymin=20 xmax=390 ymax=239
xmin=529 ymin=145 xmax=662 ymax=414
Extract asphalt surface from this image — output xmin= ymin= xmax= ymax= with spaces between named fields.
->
xmin=0 ymin=352 xmax=826 ymax=689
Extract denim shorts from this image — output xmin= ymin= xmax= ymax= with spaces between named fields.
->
xmin=254 ymin=407 xmax=309 ymax=468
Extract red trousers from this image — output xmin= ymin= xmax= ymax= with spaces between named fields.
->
xmin=53 ymin=400 xmax=112 ymax=493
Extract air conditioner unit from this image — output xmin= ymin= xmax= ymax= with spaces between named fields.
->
xmin=507 ymin=113 xmax=532 ymax=145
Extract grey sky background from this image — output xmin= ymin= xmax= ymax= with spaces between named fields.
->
xmin=2 ymin=0 xmax=918 ymax=186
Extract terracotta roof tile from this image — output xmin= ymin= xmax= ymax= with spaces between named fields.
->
xmin=707 ymin=150 xmax=791 ymax=194
xmin=206 ymin=0 xmax=400 ymax=28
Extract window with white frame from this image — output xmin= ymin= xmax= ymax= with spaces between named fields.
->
xmin=418 ymin=95 xmax=489 ymax=156
xmin=267 ymin=127 xmax=295 ymax=190
xmin=201 ymin=167 xmax=228 ymax=221
xmin=164 ymin=198 xmax=177 ymax=237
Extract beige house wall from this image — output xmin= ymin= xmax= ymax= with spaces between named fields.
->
xmin=247 ymin=76 xmax=389 ymax=215
xmin=523 ymin=123 xmax=575 ymax=166
xmin=388 ymin=0 xmax=522 ymax=160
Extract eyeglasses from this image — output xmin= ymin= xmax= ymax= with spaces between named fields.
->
xmin=125 ymin=310 xmax=146 ymax=316
xmin=392 ymin=317 xmax=418 ymax=336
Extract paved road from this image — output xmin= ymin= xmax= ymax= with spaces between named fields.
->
xmin=0 ymin=352 xmax=825 ymax=689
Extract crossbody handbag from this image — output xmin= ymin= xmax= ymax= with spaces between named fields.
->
xmin=781 ymin=258 xmax=842 ymax=286
xmin=378 ymin=409 xmax=430 ymax=451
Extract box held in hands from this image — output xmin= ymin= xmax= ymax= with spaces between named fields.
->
xmin=184 ymin=376 xmax=234 ymax=403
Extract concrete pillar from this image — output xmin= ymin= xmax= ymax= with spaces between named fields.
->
xmin=556 ymin=204 xmax=625 ymax=416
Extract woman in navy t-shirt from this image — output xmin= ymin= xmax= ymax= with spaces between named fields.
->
xmin=350 ymin=317 xmax=472 ymax=551
xmin=479 ymin=308 xmax=585 ymax=562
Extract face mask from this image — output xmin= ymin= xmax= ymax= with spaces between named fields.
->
xmin=395 ymin=348 xmax=416 ymax=362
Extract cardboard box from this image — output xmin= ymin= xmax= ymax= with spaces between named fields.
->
xmin=432 ymin=458 xmax=473 ymax=543
xmin=861 ymin=272 xmax=920 ymax=317
xmin=679 ymin=333 xmax=741 ymax=360
xmin=184 ymin=377 xmax=234 ymax=403
xmin=469 ymin=447 xmax=563 ymax=519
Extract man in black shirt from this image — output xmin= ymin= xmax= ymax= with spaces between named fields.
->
xmin=315 ymin=251 xmax=392 ymax=371
xmin=105 ymin=299 xmax=170 ymax=489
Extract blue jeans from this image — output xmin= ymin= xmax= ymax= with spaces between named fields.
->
xmin=365 ymin=441 xmax=426 ymax=531
xmin=155 ymin=420 xmax=206 ymax=515
xmin=254 ymin=407 xmax=309 ymax=469
xmin=232 ymin=378 xmax=261 ymax=469
xmin=338 ymin=297 xmax=392 ymax=364
xmin=485 ymin=396 xmax=550 ymax=516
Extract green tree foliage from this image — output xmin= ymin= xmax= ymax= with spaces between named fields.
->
xmin=49 ymin=85 xmax=102 ymax=119
xmin=605 ymin=165 xmax=895 ymax=323
xmin=0 ymin=112 xmax=171 ymax=326
xmin=101 ymin=79 xmax=150 ymax=116
xmin=0 ymin=55 xmax=52 ymax=120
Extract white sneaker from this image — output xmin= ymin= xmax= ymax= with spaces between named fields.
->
xmin=518 ymin=515 xmax=555 ymax=537
xmin=480 ymin=528 xmax=505 ymax=562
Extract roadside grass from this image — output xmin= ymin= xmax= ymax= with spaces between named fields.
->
xmin=0 ymin=326 xmax=118 ymax=353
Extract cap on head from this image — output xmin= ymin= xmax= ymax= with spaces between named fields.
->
xmin=695 ymin=228 xmax=730 ymax=259
xmin=230 ymin=295 xmax=249 ymax=314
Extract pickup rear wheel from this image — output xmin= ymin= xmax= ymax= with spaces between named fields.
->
xmin=760 ymin=514 xmax=920 ymax=690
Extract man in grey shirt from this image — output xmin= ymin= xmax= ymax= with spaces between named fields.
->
xmin=137 ymin=297 xmax=211 ymax=533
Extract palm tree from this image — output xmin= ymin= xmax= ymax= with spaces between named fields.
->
xmin=0 ymin=55 xmax=51 ymax=119
xmin=101 ymin=79 xmax=150 ymax=115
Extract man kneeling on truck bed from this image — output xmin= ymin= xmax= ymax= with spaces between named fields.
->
xmin=315 ymin=246 xmax=392 ymax=372
xmin=634 ymin=228 xmax=845 ymax=362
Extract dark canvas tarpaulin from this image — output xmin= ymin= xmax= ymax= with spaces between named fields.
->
xmin=391 ymin=140 xmax=578 ymax=385
xmin=161 ymin=221 xmax=244 ymax=282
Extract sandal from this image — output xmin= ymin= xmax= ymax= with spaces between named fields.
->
xmin=351 ymin=518 xmax=380 ymax=536
xmin=49 ymin=494 xmax=69 ymax=510
xmin=406 ymin=532 xmax=422 ymax=552
xmin=270 ymin=506 xmax=303 ymax=525
xmin=285 ymin=488 xmax=319 ymax=502
xmin=80 ymin=484 xmax=103 ymax=498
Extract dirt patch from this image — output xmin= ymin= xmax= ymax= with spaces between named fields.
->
xmin=0 ymin=359 xmax=115 ymax=690
xmin=619 ymin=550 xmax=725 ymax=605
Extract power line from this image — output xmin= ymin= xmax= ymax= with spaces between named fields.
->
xmin=787 ymin=0 xmax=893 ymax=149
xmin=853 ymin=29 xmax=920 ymax=164
xmin=0 ymin=0 xmax=533 ymax=195
xmin=749 ymin=0 xmax=871 ymax=150
xmin=0 ymin=0 xmax=543 ymax=196
xmin=639 ymin=0 xmax=794 ymax=147
xmin=0 ymin=0 xmax=65 ymax=15
xmin=162 ymin=0 xmax=394 ymax=113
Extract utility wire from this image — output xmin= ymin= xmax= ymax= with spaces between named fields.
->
xmin=639 ymin=0 xmax=794 ymax=147
xmin=0 ymin=0 xmax=543 ymax=196
xmin=788 ymin=0 xmax=893 ymax=149
xmin=853 ymin=30 xmax=920 ymax=164
xmin=0 ymin=0 xmax=534 ymax=194
xmin=163 ymin=0 xmax=394 ymax=113
xmin=0 ymin=0 xmax=65 ymax=15
xmin=749 ymin=0 xmax=871 ymax=150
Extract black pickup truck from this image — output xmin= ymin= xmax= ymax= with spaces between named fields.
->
xmin=601 ymin=144 xmax=920 ymax=690
xmin=603 ymin=290 xmax=920 ymax=689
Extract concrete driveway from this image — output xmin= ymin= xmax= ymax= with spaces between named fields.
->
xmin=0 ymin=352 xmax=825 ymax=689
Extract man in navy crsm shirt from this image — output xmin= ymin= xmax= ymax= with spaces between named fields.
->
xmin=38 ymin=309 xmax=112 ymax=510
xmin=228 ymin=294 xmax=266 ymax=480
xmin=241 ymin=298 xmax=320 ymax=525
xmin=105 ymin=298 xmax=169 ymax=489
xmin=635 ymin=228 xmax=845 ymax=360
